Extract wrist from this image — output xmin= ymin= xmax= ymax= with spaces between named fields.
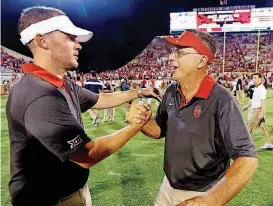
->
xmin=130 ymin=123 xmax=144 ymax=130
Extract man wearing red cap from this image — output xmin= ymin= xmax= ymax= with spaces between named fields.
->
xmin=136 ymin=30 xmax=258 ymax=206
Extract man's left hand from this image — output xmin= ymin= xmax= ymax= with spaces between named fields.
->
xmin=176 ymin=196 xmax=214 ymax=206
xmin=141 ymin=88 xmax=162 ymax=101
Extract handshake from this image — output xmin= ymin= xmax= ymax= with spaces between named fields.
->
xmin=128 ymin=101 xmax=152 ymax=128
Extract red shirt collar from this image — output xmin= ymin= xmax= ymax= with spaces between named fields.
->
xmin=22 ymin=64 xmax=65 ymax=88
xmin=177 ymin=75 xmax=215 ymax=99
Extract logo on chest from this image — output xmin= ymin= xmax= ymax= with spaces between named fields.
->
xmin=193 ymin=105 xmax=202 ymax=118
xmin=68 ymin=135 xmax=83 ymax=149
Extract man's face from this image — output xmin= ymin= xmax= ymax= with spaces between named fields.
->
xmin=169 ymin=47 xmax=204 ymax=81
xmin=46 ymin=31 xmax=82 ymax=70
xmin=252 ymin=75 xmax=261 ymax=86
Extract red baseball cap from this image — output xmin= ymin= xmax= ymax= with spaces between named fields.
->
xmin=164 ymin=30 xmax=214 ymax=64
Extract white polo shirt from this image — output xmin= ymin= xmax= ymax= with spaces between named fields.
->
xmin=154 ymin=80 xmax=162 ymax=89
xmin=251 ymin=84 xmax=267 ymax=109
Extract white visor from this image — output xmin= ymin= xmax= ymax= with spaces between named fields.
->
xmin=20 ymin=15 xmax=93 ymax=45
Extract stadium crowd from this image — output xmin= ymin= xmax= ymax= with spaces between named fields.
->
xmin=1 ymin=31 xmax=273 ymax=92
xmin=1 ymin=46 xmax=29 ymax=73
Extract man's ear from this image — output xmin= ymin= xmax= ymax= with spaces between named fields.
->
xmin=34 ymin=33 xmax=49 ymax=50
xmin=197 ymin=55 xmax=208 ymax=69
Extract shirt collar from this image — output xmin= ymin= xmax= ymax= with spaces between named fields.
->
xmin=177 ymin=75 xmax=215 ymax=99
xmin=22 ymin=64 xmax=65 ymax=88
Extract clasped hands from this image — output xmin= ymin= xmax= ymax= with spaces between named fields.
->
xmin=128 ymin=101 xmax=152 ymax=127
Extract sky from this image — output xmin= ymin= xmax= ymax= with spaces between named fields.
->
xmin=1 ymin=0 xmax=271 ymax=72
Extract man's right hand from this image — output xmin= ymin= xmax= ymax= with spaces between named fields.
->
xmin=71 ymin=101 xmax=152 ymax=169
xmin=128 ymin=102 xmax=152 ymax=127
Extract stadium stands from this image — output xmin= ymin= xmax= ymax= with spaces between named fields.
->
xmin=1 ymin=31 xmax=273 ymax=89
xmin=98 ymin=32 xmax=273 ymax=82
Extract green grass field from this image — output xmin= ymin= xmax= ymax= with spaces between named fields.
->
xmin=1 ymin=90 xmax=273 ymax=206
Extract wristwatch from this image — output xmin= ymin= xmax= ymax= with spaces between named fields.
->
xmin=137 ymin=88 xmax=144 ymax=98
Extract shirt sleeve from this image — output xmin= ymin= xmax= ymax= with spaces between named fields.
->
xmin=24 ymin=96 xmax=91 ymax=162
xmin=75 ymin=84 xmax=99 ymax=113
xmin=218 ymin=98 xmax=257 ymax=160
xmin=260 ymin=87 xmax=266 ymax=101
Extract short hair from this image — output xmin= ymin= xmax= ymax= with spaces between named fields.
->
xmin=190 ymin=30 xmax=218 ymax=55
xmin=90 ymin=71 xmax=97 ymax=77
xmin=253 ymin=73 xmax=262 ymax=78
xmin=18 ymin=6 xmax=65 ymax=34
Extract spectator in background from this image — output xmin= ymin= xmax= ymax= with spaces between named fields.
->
xmin=121 ymin=78 xmax=132 ymax=123
xmin=231 ymin=77 xmax=237 ymax=96
xmin=249 ymin=73 xmax=273 ymax=149
xmin=111 ymin=78 xmax=117 ymax=121
xmin=84 ymin=71 xmax=102 ymax=127
xmin=111 ymin=78 xmax=117 ymax=92
xmin=243 ymin=79 xmax=255 ymax=125
xmin=102 ymin=78 xmax=115 ymax=122
xmin=236 ymin=74 xmax=244 ymax=106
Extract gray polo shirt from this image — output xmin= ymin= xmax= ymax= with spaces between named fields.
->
xmin=7 ymin=64 xmax=99 ymax=205
xmin=155 ymin=75 xmax=256 ymax=192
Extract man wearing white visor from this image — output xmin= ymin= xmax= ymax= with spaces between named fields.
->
xmin=20 ymin=14 xmax=93 ymax=45
xmin=7 ymin=6 xmax=161 ymax=206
